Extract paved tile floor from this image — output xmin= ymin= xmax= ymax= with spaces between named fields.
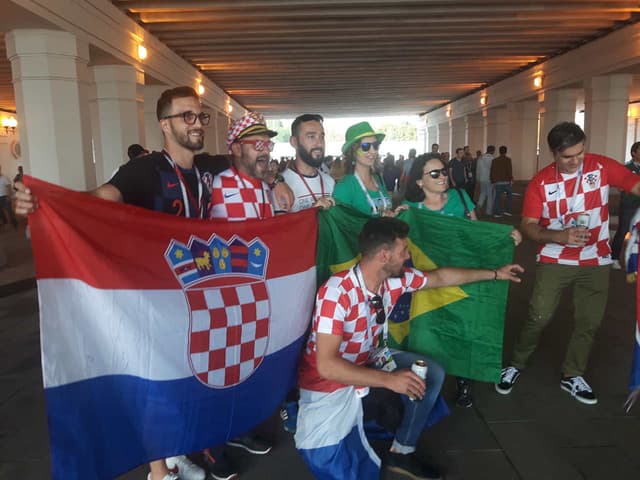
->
xmin=1 ymin=188 xmax=640 ymax=480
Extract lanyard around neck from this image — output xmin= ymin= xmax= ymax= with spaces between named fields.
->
xmin=555 ymin=166 xmax=583 ymax=224
xmin=354 ymin=171 xmax=389 ymax=215
xmin=353 ymin=264 xmax=388 ymax=345
xmin=291 ymin=165 xmax=325 ymax=202
xmin=163 ymin=150 xmax=204 ymax=219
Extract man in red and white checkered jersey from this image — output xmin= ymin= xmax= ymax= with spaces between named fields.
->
xmin=295 ymin=217 xmax=523 ymax=480
xmin=204 ymin=112 xmax=295 ymax=478
xmin=496 ymin=121 xmax=640 ymax=407
xmin=209 ymin=112 xmax=292 ymax=220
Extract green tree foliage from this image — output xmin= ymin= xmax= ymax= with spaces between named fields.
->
xmin=377 ymin=121 xmax=417 ymax=141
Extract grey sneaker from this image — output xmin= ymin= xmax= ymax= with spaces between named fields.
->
xmin=495 ymin=366 xmax=521 ymax=395
xmin=560 ymin=376 xmax=598 ymax=405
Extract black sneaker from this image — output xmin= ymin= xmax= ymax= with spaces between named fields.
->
xmin=560 ymin=375 xmax=598 ymax=405
xmin=226 ymin=435 xmax=272 ymax=455
xmin=455 ymin=378 xmax=473 ymax=408
xmin=201 ymin=449 xmax=238 ymax=480
xmin=385 ymin=452 xmax=442 ymax=480
xmin=495 ymin=366 xmax=521 ymax=395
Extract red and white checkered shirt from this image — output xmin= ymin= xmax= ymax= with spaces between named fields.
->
xmin=522 ymin=153 xmax=639 ymax=266
xmin=208 ymin=167 xmax=275 ymax=221
xmin=298 ymin=266 xmax=429 ymax=393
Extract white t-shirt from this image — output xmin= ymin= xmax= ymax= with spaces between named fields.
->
xmin=282 ymin=167 xmax=335 ymax=212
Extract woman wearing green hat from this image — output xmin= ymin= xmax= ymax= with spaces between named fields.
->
xmin=333 ymin=121 xmax=396 ymax=216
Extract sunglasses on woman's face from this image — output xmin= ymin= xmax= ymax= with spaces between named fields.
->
xmin=424 ymin=168 xmax=448 ymax=179
xmin=359 ymin=141 xmax=381 ymax=152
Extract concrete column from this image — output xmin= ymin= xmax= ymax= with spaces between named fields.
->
xmin=538 ymin=88 xmax=579 ymax=165
xmin=507 ymin=100 xmax=539 ymax=180
xmin=584 ymin=74 xmax=632 ymax=162
xmin=466 ymin=113 xmax=484 ymax=154
xmin=486 ymin=107 xmax=509 ymax=149
xmin=451 ymin=117 xmax=465 ymax=152
xmin=6 ymin=29 xmax=95 ymax=189
xmin=438 ymin=121 xmax=450 ymax=156
xmin=144 ymin=85 xmax=167 ymax=152
xmin=201 ymin=105 xmax=217 ymax=154
xmin=89 ymin=65 xmax=145 ymax=184
xmin=417 ymin=123 xmax=427 ymax=154
xmin=216 ymin=111 xmax=230 ymax=154
xmin=427 ymin=125 xmax=438 ymax=151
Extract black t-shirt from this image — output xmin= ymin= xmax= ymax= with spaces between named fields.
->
xmin=108 ymin=151 xmax=228 ymax=218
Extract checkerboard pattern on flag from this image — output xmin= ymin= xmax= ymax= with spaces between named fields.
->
xmin=187 ymin=283 xmax=270 ymax=387
xmin=25 ymin=176 xmax=318 ymax=480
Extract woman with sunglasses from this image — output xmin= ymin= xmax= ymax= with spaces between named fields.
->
xmin=333 ymin=122 xmax=397 ymax=216
xmin=403 ymin=154 xmax=522 ymax=408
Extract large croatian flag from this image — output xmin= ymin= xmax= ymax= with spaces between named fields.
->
xmin=624 ymin=208 xmax=640 ymax=392
xmin=26 ymin=177 xmax=318 ymax=479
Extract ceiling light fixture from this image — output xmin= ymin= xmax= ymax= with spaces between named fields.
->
xmin=137 ymin=44 xmax=148 ymax=61
xmin=480 ymin=94 xmax=487 ymax=106
xmin=1 ymin=116 xmax=17 ymax=135
xmin=533 ymin=74 xmax=543 ymax=89
xmin=197 ymin=84 xmax=205 ymax=95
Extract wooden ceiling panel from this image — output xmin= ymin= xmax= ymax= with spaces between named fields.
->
xmin=111 ymin=0 xmax=639 ymax=115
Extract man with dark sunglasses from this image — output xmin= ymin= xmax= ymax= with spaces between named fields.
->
xmin=296 ymin=217 xmax=523 ymax=480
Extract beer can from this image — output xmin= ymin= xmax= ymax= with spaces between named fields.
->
xmin=409 ymin=360 xmax=428 ymax=401
xmin=411 ymin=359 xmax=428 ymax=379
xmin=576 ymin=213 xmax=590 ymax=228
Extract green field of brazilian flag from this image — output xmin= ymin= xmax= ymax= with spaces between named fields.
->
xmin=316 ymin=205 xmax=515 ymax=383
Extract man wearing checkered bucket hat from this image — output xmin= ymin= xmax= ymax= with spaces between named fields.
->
xmin=208 ymin=112 xmax=293 ymax=220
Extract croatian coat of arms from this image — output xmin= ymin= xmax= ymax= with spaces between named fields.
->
xmin=165 ymin=235 xmax=270 ymax=388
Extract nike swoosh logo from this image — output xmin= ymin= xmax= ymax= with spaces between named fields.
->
xmin=224 ymin=192 xmax=238 ymax=198
xmin=167 ymin=182 xmax=178 ymax=188
xmin=548 ymin=190 xmax=557 ymax=195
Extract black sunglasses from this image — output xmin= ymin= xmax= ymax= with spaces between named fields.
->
xmin=370 ymin=295 xmax=386 ymax=325
xmin=360 ymin=141 xmax=381 ymax=152
xmin=162 ymin=111 xmax=211 ymax=126
xmin=425 ymin=168 xmax=448 ymax=179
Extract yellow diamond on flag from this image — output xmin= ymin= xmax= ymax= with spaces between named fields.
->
xmin=388 ymin=239 xmax=468 ymax=345
xmin=329 ymin=254 xmax=362 ymax=274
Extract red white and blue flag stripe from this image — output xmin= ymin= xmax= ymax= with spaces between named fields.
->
xmin=26 ymin=177 xmax=318 ymax=479
xmin=624 ymin=208 xmax=640 ymax=391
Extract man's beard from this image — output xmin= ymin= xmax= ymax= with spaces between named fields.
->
xmin=298 ymin=145 xmax=324 ymax=169
xmin=173 ymin=125 xmax=204 ymax=151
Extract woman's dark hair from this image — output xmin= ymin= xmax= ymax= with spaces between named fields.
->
xmin=404 ymin=154 xmax=445 ymax=203
xmin=344 ymin=141 xmax=361 ymax=175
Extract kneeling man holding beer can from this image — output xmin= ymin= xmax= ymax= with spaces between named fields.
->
xmin=295 ymin=217 xmax=523 ymax=480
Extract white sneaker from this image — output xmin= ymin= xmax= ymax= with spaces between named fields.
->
xmin=147 ymin=473 xmax=179 ymax=480
xmin=612 ymin=259 xmax=622 ymax=270
xmin=165 ymin=456 xmax=206 ymax=480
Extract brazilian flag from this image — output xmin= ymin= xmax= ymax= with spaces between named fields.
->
xmin=317 ymin=204 xmax=515 ymax=382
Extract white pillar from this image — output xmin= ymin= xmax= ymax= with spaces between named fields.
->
xmin=538 ymin=88 xmax=579 ymax=165
xmin=507 ymin=100 xmax=539 ymax=180
xmin=465 ymin=113 xmax=484 ymax=154
xmin=584 ymin=74 xmax=632 ymax=162
xmin=486 ymin=107 xmax=509 ymax=149
xmin=90 ymin=65 xmax=145 ymax=184
xmin=438 ymin=121 xmax=450 ymax=155
xmin=451 ymin=117 xmax=465 ymax=152
xmin=417 ymin=123 xmax=427 ymax=154
xmin=427 ymin=125 xmax=438 ymax=150
xmin=200 ymin=105 xmax=217 ymax=154
xmin=216 ymin=111 xmax=231 ymax=154
xmin=6 ymin=29 xmax=95 ymax=189
xmin=144 ymin=85 xmax=167 ymax=152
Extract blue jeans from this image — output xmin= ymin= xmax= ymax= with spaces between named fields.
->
xmin=493 ymin=182 xmax=512 ymax=215
xmin=390 ymin=350 xmax=445 ymax=452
